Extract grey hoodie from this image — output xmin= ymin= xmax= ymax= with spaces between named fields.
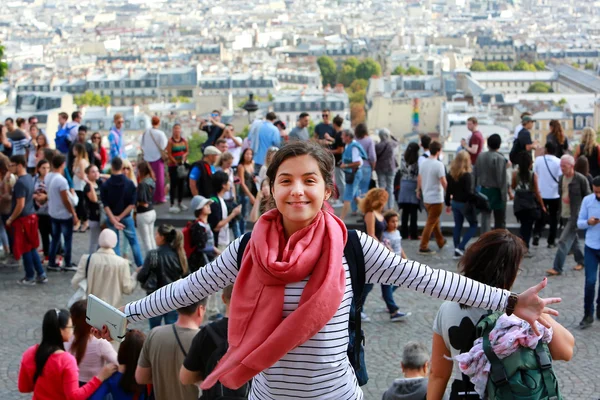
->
xmin=382 ymin=377 xmax=429 ymax=400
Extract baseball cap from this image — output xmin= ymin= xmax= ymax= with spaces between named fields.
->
xmin=204 ymin=146 xmax=222 ymax=156
xmin=522 ymin=116 xmax=533 ymax=123
xmin=190 ymin=195 xmax=214 ymax=211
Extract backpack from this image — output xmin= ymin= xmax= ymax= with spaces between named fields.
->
xmin=476 ymin=312 xmax=561 ymax=400
xmin=55 ymin=123 xmax=73 ymax=153
xmin=182 ymin=220 xmax=197 ymax=258
xmin=236 ymin=229 xmax=369 ymax=386
xmin=202 ymin=323 xmax=251 ymax=400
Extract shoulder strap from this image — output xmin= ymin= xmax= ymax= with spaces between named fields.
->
xmin=172 ymin=325 xmax=188 ymax=357
xmin=204 ymin=323 xmax=226 ymax=348
xmin=85 ymin=254 xmax=92 ymax=278
xmin=543 ymin=156 xmax=559 ymax=184
xmin=237 ymin=232 xmax=252 ymax=268
xmin=344 ymin=230 xmax=366 ymax=370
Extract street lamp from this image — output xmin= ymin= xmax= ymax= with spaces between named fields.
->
xmin=242 ymin=93 xmax=258 ymax=123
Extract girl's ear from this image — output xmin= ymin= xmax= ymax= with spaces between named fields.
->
xmin=324 ymin=187 xmax=332 ymax=201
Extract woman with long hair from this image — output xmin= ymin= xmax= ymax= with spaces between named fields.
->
xmin=546 ymin=119 xmax=569 ymax=158
xmin=18 ymin=308 xmax=116 ymax=399
xmin=65 ymin=300 xmax=118 ymax=386
xmin=397 ymin=142 xmax=420 ymax=240
xmin=91 ymin=132 xmax=107 ymax=172
xmin=354 ymin=123 xmax=377 ymax=214
xmin=360 ymin=188 xmax=407 ymax=322
xmin=96 ymin=142 xmax=562 ymax=400
xmin=446 ymin=150 xmax=477 ymax=258
xmin=137 ymin=224 xmax=188 ymax=329
xmin=428 ymin=230 xmax=574 ymax=399
xmin=575 ymin=127 xmax=600 ymax=177
xmin=89 ymin=330 xmax=148 ymax=400
xmin=136 ymin=161 xmax=157 ymax=257
xmin=84 ymin=165 xmax=104 ymax=253
xmin=575 ymin=155 xmax=593 ymax=191
xmin=237 ymin=148 xmax=258 ymax=234
xmin=512 ymin=152 xmax=546 ymax=253
xmin=72 ymin=143 xmax=90 ymax=232
xmin=166 ymin=124 xmax=188 ymax=213
xmin=34 ymin=159 xmax=51 ymax=263
xmin=35 ymin=133 xmax=49 ymax=164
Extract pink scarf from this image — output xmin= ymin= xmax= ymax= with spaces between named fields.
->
xmin=201 ymin=208 xmax=347 ymax=390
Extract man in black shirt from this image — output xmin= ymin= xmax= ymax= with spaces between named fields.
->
xmin=510 ymin=116 xmax=539 ymax=164
xmin=329 ymin=115 xmax=345 ymax=203
xmin=314 ymin=108 xmax=335 ymax=146
xmin=200 ymin=110 xmax=226 ymax=151
xmin=180 ymin=285 xmax=233 ymax=390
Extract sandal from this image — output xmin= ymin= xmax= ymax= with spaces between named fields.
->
xmin=574 ymin=264 xmax=584 ymax=271
xmin=79 ymin=224 xmax=89 ymax=233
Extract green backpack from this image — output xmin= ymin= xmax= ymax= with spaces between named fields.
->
xmin=476 ymin=312 xmax=561 ymax=400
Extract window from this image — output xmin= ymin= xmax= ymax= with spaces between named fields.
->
xmin=139 ymin=120 xmax=145 ymax=129
xmin=125 ymin=120 xmax=131 ymax=129
xmin=99 ymin=121 xmax=105 ymax=129
xmin=576 ymin=116 xmax=584 ymax=129
xmin=586 ymin=116 xmax=594 ymax=128
xmin=109 ymin=82 xmax=114 ymax=89
xmin=99 ymin=82 xmax=104 ymax=89
xmin=141 ymin=81 xmax=145 ymax=87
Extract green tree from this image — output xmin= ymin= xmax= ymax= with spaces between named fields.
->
xmin=527 ymin=82 xmax=553 ymax=93
xmin=74 ymin=91 xmax=111 ymax=107
xmin=571 ymin=62 xmax=580 ymax=69
xmin=585 ymin=62 xmax=594 ymax=70
xmin=355 ymin=58 xmax=382 ymax=80
xmin=343 ymin=57 xmax=360 ymax=69
xmin=349 ymin=79 xmax=368 ymax=92
xmin=558 ymin=98 xmax=567 ymax=106
xmin=533 ymin=60 xmax=546 ymax=71
xmin=391 ymin=66 xmax=406 ymax=75
xmin=187 ymin=132 xmax=207 ymax=163
xmin=470 ymin=61 xmax=487 ymax=71
xmin=0 ymin=43 xmax=7 ymax=79
xmin=337 ymin=64 xmax=356 ymax=87
xmin=348 ymin=89 xmax=366 ymax=104
xmin=317 ymin=55 xmax=337 ymax=86
xmin=486 ymin=62 xmax=511 ymax=71
xmin=169 ymin=96 xmax=191 ymax=103
xmin=513 ymin=60 xmax=536 ymax=71
xmin=405 ymin=66 xmax=424 ymax=75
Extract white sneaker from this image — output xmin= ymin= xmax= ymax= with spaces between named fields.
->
xmin=179 ymin=203 xmax=188 ymax=211
xmin=360 ymin=312 xmax=371 ymax=322
xmin=169 ymin=205 xmax=181 ymax=213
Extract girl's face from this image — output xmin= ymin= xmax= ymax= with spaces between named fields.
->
xmin=261 ymin=182 xmax=270 ymax=197
xmin=37 ymin=134 xmax=46 ymax=147
xmin=244 ymin=150 xmax=253 ymax=163
xmin=387 ymin=216 xmax=399 ymax=231
xmin=87 ymin=166 xmax=99 ymax=181
xmin=155 ymin=232 xmax=165 ymax=246
xmin=202 ymin=203 xmax=212 ymax=215
xmin=61 ymin=318 xmax=74 ymax=342
xmin=272 ymin=154 xmax=331 ymax=237
xmin=222 ymin=159 xmax=232 ymax=170
xmin=38 ymin=163 xmax=49 ymax=177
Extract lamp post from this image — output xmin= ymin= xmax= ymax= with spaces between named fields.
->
xmin=242 ymin=93 xmax=258 ymax=123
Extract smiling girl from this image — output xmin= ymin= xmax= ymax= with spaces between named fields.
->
xmin=101 ymin=142 xmax=561 ymax=400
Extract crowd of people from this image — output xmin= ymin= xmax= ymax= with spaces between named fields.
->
xmin=8 ymin=106 xmax=594 ymax=399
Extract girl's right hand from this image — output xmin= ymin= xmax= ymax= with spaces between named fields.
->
xmin=98 ymin=364 xmax=118 ymax=381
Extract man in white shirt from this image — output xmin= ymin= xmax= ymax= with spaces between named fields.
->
xmin=417 ymin=141 xmax=447 ymax=255
xmin=533 ymin=141 xmax=562 ymax=248
xmin=68 ymin=111 xmax=82 ymax=143
xmin=221 ymin=124 xmax=243 ymax=166
xmin=141 ymin=116 xmax=168 ymax=203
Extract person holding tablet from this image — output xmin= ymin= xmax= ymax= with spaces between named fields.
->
xmin=95 ymin=142 xmax=562 ymax=400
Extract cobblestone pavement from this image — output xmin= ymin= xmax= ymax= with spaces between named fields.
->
xmin=1 ymin=231 xmax=598 ymax=399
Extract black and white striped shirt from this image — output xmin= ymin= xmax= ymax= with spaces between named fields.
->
xmin=124 ymin=231 xmax=510 ymax=400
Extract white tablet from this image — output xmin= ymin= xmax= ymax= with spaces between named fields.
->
xmin=86 ymin=294 xmax=127 ymax=342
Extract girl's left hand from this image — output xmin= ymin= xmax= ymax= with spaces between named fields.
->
xmin=513 ymin=277 xmax=561 ymax=336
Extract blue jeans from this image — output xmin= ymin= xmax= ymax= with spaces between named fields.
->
xmin=552 ymin=219 xmax=584 ymax=273
xmin=23 ymin=248 xmax=45 ymax=280
xmin=106 ymin=215 xmax=143 ymax=267
xmin=363 ymin=283 xmax=399 ymax=314
xmin=451 ymin=201 xmax=478 ymax=251
xmin=49 ymin=217 xmax=73 ymax=268
xmin=583 ymin=246 xmax=600 ymax=317
xmin=238 ymin=194 xmax=251 ymax=234
xmin=344 ymin=168 xmax=363 ymax=204
xmin=377 ymin=171 xmax=395 ymax=210
xmin=353 ymin=164 xmax=372 ymax=212
xmin=149 ymin=310 xmax=178 ymax=330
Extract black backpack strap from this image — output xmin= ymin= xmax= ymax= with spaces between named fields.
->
xmin=344 ymin=230 xmax=366 ymax=369
xmin=172 ymin=325 xmax=188 ymax=357
xmin=85 ymin=254 xmax=93 ymax=278
xmin=204 ymin=323 xmax=226 ymax=348
xmin=236 ymin=232 xmax=252 ymax=268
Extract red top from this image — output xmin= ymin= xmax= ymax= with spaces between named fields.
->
xmin=19 ymin=345 xmax=102 ymax=400
xmin=468 ymin=130 xmax=484 ymax=165
xmin=100 ymin=147 xmax=108 ymax=171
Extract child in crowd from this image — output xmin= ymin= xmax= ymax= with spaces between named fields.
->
xmin=383 ymin=210 xmax=407 ymax=259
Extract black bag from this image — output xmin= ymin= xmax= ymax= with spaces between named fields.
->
xmin=225 ymin=199 xmax=242 ymax=222
xmin=344 ymin=168 xmax=357 ymax=184
xmin=236 ymin=230 xmax=369 ymax=386
xmin=202 ymin=324 xmax=251 ymax=400
xmin=140 ymin=251 xmax=158 ymax=292
xmin=470 ymin=191 xmax=490 ymax=212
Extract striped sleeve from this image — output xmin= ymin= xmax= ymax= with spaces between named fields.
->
xmin=358 ymin=231 xmax=510 ymax=312
xmin=124 ymin=235 xmax=243 ymax=323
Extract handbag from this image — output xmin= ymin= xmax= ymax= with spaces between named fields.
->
xmin=142 ymin=130 xmax=169 ymax=162
xmin=140 ymin=251 xmax=158 ymax=292
xmin=176 ymin=163 xmax=189 ymax=179
xmin=67 ymin=254 xmax=92 ymax=308
xmin=470 ymin=191 xmax=490 ymax=212
xmin=344 ymin=168 xmax=358 ymax=184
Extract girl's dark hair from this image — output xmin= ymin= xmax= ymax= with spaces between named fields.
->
xmin=404 ymin=142 xmax=420 ymax=165
xmin=35 ymin=309 xmax=70 ymax=383
xmin=73 ymin=143 xmax=88 ymax=160
xmin=137 ymin=161 xmax=155 ymax=181
xmin=354 ymin=123 xmax=368 ymax=139
xmin=36 ymin=159 xmax=49 ymax=173
xmin=238 ymin=148 xmax=254 ymax=166
xmin=549 ymin=120 xmax=565 ymax=145
xmin=266 ymin=141 xmax=335 ymax=199
xmin=458 ymin=230 xmax=525 ymax=309
xmin=117 ymin=330 xmax=146 ymax=394
xmin=212 ymin=171 xmax=229 ymax=192
xmin=517 ymin=151 xmax=532 ymax=184
xmin=575 ymin=155 xmax=590 ymax=177
xmin=68 ymin=300 xmax=90 ymax=365
xmin=43 ymin=149 xmax=55 ymax=164
xmin=157 ymin=224 xmax=188 ymax=275
xmin=37 ymin=133 xmax=48 ymax=148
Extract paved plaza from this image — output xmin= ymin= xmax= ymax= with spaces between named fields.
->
xmin=0 ymin=229 xmax=599 ymax=399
